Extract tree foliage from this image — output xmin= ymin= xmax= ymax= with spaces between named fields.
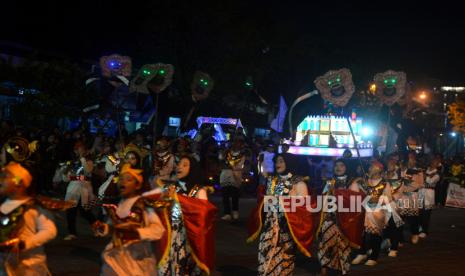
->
xmin=0 ymin=57 xmax=98 ymax=127
xmin=449 ymin=100 xmax=465 ymax=133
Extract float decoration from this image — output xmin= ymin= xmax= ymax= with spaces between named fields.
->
xmin=314 ymin=68 xmax=355 ymax=107
xmin=191 ymin=71 xmax=214 ymax=102
xmin=373 ymin=70 xmax=407 ymax=106
xmin=99 ymin=54 xmax=132 ymax=87
xmin=130 ymin=63 xmax=174 ymax=94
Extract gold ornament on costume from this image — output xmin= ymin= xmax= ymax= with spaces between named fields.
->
xmin=367 ymin=181 xmax=386 ymax=203
xmin=314 ymin=68 xmax=355 ymax=107
xmin=4 ymin=137 xmax=38 ymax=162
xmin=373 ymin=70 xmax=407 ymax=106
xmin=130 ymin=63 xmax=174 ymax=94
xmin=191 ymin=71 xmax=214 ymax=101
xmin=226 ymin=150 xmax=243 ymax=168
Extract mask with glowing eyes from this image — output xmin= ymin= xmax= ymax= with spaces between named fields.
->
xmin=100 ymin=54 xmax=132 ymax=88
xmin=191 ymin=71 xmax=214 ymax=101
xmin=314 ymin=68 xmax=355 ymax=107
xmin=374 ymin=70 xmax=407 ymax=106
xmin=130 ymin=63 xmax=174 ymax=94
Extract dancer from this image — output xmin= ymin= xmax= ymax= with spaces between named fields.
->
xmin=383 ymin=158 xmax=405 ymax=257
xmin=63 ymin=141 xmax=97 ymax=240
xmin=156 ymin=156 xmax=217 ymax=276
xmin=152 ymin=137 xmax=175 ymax=188
xmin=248 ymin=153 xmax=318 ymax=276
xmin=352 ymin=160 xmax=392 ymax=266
xmin=93 ymin=164 xmax=165 ymax=275
xmin=318 ymin=159 xmax=365 ymax=275
xmin=418 ymin=158 xmax=440 ymax=239
xmin=220 ymin=138 xmax=246 ymax=221
xmin=398 ymin=153 xmax=424 ymax=245
xmin=0 ymin=162 xmax=58 ymax=275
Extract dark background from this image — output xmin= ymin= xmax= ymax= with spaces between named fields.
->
xmin=2 ymin=1 xmax=464 ymax=103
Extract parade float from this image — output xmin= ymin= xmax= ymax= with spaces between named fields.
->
xmin=187 ymin=116 xmax=245 ymax=142
xmin=286 ymin=68 xmax=408 ymax=158
xmin=289 ymin=114 xmax=373 ymax=157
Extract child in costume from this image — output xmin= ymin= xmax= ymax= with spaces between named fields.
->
xmin=0 ymin=162 xmax=57 ymax=275
xmin=155 ymin=156 xmax=217 ymax=276
xmin=352 ymin=160 xmax=392 ymax=266
xmin=93 ymin=164 xmax=165 ymax=275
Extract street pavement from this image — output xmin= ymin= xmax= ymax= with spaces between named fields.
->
xmin=46 ymin=197 xmax=465 ymax=275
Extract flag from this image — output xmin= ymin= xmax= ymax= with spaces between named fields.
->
xmin=270 ymin=95 xmax=288 ymax=133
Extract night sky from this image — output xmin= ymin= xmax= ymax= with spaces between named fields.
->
xmin=2 ymin=1 xmax=465 ymax=102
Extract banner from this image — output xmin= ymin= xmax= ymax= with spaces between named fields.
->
xmin=270 ymin=95 xmax=288 ymax=133
xmin=445 ymin=183 xmax=465 ymax=209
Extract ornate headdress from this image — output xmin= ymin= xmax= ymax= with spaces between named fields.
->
xmin=2 ymin=162 xmax=32 ymax=188
xmin=120 ymin=164 xmax=143 ymax=184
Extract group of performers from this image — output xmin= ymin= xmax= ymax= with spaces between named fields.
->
xmin=0 ymin=137 xmax=217 ymax=276
xmin=247 ymin=150 xmax=442 ymax=275
xmin=0 ymin=131 xmax=445 ymax=275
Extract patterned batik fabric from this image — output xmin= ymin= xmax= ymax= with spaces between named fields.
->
xmin=317 ymin=215 xmax=351 ymax=275
xmin=158 ymin=202 xmax=202 ymax=276
xmin=258 ymin=209 xmax=296 ymax=276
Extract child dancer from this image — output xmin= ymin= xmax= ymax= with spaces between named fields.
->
xmin=0 ymin=162 xmax=57 ymax=275
xmin=93 ymin=164 xmax=165 ymax=275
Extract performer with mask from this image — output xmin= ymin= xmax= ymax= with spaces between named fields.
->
xmin=352 ymin=160 xmax=392 ymax=266
xmin=398 ymin=153 xmax=424 ymax=245
xmin=219 ymin=138 xmax=246 ymax=221
xmin=153 ymin=156 xmax=217 ymax=276
xmin=317 ymin=159 xmax=365 ymax=275
xmin=151 ymin=137 xmax=175 ymax=189
xmin=247 ymin=153 xmax=318 ymax=276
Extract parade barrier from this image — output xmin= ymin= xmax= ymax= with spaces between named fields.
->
xmin=445 ymin=183 xmax=465 ymax=209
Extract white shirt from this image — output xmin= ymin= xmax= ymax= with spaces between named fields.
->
xmin=0 ymin=197 xmax=57 ymax=274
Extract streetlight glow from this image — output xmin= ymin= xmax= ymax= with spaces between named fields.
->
xmin=419 ymin=91 xmax=427 ymax=100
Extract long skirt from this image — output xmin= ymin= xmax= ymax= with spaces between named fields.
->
xmin=258 ymin=211 xmax=296 ymax=276
xmin=158 ymin=205 xmax=202 ymax=276
xmin=317 ymin=217 xmax=351 ymax=275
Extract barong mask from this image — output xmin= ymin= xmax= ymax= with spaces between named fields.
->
xmin=373 ymin=70 xmax=407 ymax=106
xmin=130 ymin=63 xmax=174 ymax=94
xmin=314 ymin=68 xmax=355 ymax=107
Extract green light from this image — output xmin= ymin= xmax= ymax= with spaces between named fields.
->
xmin=392 ymin=79 xmax=396 ymax=83
xmin=143 ymin=70 xmax=151 ymax=75
xmin=384 ymin=79 xmax=388 ymax=84
xmin=159 ymin=69 xmax=165 ymax=75
xmin=336 ymin=78 xmax=341 ymax=82
xmin=245 ymin=81 xmax=252 ymax=87
xmin=328 ymin=81 xmax=332 ymax=85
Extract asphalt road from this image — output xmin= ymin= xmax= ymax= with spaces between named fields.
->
xmin=45 ymin=197 xmax=465 ymax=275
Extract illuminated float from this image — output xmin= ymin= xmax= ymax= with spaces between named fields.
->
xmin=288 ymin=114 xmax=373 ymax=157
